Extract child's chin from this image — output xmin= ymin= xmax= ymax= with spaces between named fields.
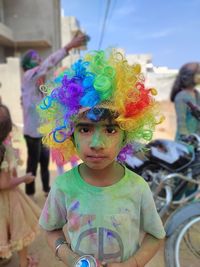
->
xmin=85 ymin=161 xmax=113 ymax=170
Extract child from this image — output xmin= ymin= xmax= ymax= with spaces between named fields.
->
xmin=0 ymin=104 xmax=40 ymax=267
xmin=170 ymin=62 xmax=200 ymax=140
xmin=38 ymin=49 xmax=166 ymax=267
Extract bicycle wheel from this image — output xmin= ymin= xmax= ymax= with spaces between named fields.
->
xmin=165 ymin=216 xmax=200 ymax=267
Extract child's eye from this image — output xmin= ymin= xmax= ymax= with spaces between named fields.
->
xmin=79 ymin=127 xmax=90 ymax=133
xmin=106 ymin=127 xmax=117 ymax=134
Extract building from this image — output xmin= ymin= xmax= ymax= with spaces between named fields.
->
xmin=0 ymin=0 xmax=61 ymax=125
xmin=0 ymin=0 xmax=86 ymax=125
xmin=126 ymin=52 xmax=178 ymax=101
xmin=126 ymin=53 xmax=152 ymax=73
xmin=0 ymin=0 xmax=61 ymax=61
xmin=61 ymin=15 xmax=87 ymax=68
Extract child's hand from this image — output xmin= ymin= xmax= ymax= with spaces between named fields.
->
xmin=65 ymin=32 xmax=90 ymax=51
xmin=23 ymin=173 xmax=35 ymax=184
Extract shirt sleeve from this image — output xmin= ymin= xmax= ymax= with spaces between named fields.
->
xmin=24 ymin=47 xmax=67 ymax=81
xmin=140 ymin=182 xmax=166 ymax=239
xmin=39 ymin=181 xmax=67 ymax=231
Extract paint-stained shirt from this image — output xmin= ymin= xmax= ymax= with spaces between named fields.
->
xmin=39 ymin=166 xmax=165 ymax=262
xmin=21 ymin=48 xmax=67 ymax=137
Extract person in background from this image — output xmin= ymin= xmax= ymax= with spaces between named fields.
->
xmin=38 ymin=49 xmax=165 ymax=267
xmin=0 ymin=104 xmax=40 ymax=267
xmin=170 ymin=62 xmax=200 ymax=140
xmin=21 ymin=33 xmax=88 ymax=198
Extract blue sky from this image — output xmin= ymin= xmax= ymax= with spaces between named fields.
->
xmin=61 ymin=0 xmax=200 ymax=69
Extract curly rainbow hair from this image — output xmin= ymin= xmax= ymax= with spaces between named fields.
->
xmin=37 ymin=49 xmax=163 ymax=163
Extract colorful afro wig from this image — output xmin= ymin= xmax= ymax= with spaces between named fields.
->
xmin=37 ymin=49 xmax=163 ymax=164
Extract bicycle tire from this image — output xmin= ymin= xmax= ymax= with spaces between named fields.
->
xmin=164 ymin=216 xmax=200 ymax=267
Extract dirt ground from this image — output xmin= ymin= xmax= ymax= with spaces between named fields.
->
xmin=1 ymin=101 xmax=176 ymax=267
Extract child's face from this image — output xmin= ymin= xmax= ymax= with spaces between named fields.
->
xmin=30 ymin=52 xmax=41 ymax=67
xmin=73 ymin=117 xmax=125 ymax=170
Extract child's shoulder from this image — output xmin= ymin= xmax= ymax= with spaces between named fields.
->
xmin=175 ymin=90 xmax=193 ymax=101
xmin=125 ymin=167 xmax=148 ymax=187
xmin=54 ymin=165 xmax=78 ymax=188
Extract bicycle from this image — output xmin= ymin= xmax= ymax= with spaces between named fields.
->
xmin=164 ymin=200 xmax=200 ymax=267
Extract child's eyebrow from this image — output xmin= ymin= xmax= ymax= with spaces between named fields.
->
xmin=75 ymin=122 xmax=93 ymax=127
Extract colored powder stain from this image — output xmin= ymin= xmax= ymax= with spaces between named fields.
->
xmin=106 ymin=230 xmax=114 ymax=239
xmin=69 ymin=214 xmax=81 ymax=231
xmin=111 ymin=216 xmax=121 ymax=230
xmin=71 ymin=214 xmax=80 ymax=224
xmin=71 ymin=200 xmax=80 ymax=211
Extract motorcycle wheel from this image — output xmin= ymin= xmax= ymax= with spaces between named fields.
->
xmin=164 ymin=216 xmax=200 ymax=267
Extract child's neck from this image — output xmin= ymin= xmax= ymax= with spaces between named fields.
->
xmin=79 ymin=162 xmax=125 ymax=187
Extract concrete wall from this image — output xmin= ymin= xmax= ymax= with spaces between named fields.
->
xmin=146 ymin=72 xmax=176 ymax=101
xmin=0 ymin=46 xmax=4 ymax=61
xmin=0 ymin=57 xmax=22 ymax=125
xmin=127 ymin=53 xmax=152 ymax=72
xmin=3 ymin=0 xmax=61 ymax=51
xmin=0 ymin=0 xmax=4 ymax=23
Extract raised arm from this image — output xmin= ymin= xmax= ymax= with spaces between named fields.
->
xmin=25 ymin=33 xmax=88 ymax=81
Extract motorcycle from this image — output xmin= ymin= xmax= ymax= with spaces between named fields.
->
xmin=124 ymin=134 xmax=200 ymax=267
xmin=124 ymin=133 xmax=200 ymax=216
xmin=123 ymin=100 xmax=200 ymax=266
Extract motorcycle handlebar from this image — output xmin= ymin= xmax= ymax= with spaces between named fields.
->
xmin=180 ymin=133 xmax=200 ymax=145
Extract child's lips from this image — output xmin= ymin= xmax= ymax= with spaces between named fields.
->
xmin=86 ymin=154 xmax=107 ymax=161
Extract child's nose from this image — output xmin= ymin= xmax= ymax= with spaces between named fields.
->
xmin=90 ymin=132 xmax=105 ymax=149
